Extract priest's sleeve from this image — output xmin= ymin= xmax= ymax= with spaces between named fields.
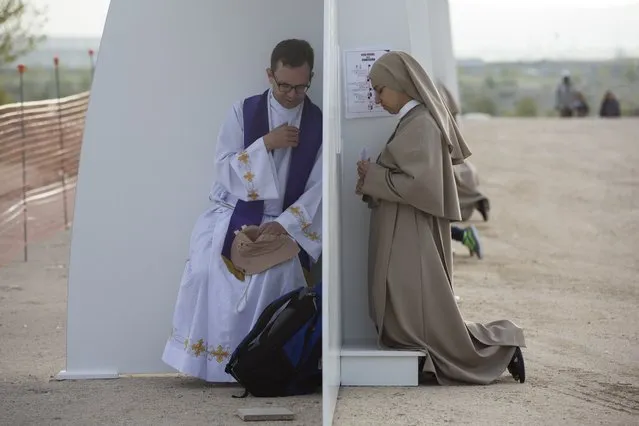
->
xmin=214 ymin=101 xmax=280 ymax=201
xmin=275 ymin=148 xmax=322 ymax=263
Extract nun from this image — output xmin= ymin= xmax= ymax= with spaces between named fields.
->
xmin=356 ymin=51 xmax=526 ymax=385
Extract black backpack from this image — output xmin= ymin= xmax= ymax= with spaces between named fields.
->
xmin=225 ymin=283 xmax=322 ymax=398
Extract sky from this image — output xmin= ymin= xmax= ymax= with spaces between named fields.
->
xmin=32 ymin=0 xmax=639 ymax=60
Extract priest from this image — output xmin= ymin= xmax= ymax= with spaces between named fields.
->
xmin=162 ymin=39 xmax=322 ymax=382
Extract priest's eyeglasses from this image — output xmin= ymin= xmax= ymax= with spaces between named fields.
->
xmin=273 ymin=75 xmax=311 ymax=95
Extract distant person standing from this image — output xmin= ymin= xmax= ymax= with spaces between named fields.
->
xmin=555 ymin=71 xmax=576 ymax=118
xmin=599 ymin=90 xmax=621 ymax=118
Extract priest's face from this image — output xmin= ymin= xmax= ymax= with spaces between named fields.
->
xmin=267 ymin=62 xmax=312 ymax=109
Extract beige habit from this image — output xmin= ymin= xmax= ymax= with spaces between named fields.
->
xmin=362 ymin=51 xmax=525 ymax=385
xmin=437 ymin=82 xmax=490 ymax=222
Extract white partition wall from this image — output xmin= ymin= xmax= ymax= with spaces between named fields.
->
xmin=339 ymin=0 xmax=411 ymax=347
xmin=336 ymin=0 xmax=458 ymax=388
xmin=428 ymin=0 xmax=461 ymax=105
xmin=338 ymin=0 xmax=440 ymax=346
xmin=321 ymin=0 xmax=342 ymax=424
xmin=60 ymin=0 xmax=324 ymax=379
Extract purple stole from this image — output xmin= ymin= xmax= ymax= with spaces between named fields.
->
xmin=221 ymin=90 xmax=322 ymax=280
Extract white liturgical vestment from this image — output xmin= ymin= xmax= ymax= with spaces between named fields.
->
xmin=162 ymin=89 xmax=322 ymax=382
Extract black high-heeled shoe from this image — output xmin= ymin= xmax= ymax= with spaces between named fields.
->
xmin=476 ymin=199 xmax=490 ymax=222
xmin=418 ymin=355 xmax=426 ymax=374
xmin=507 ymin=347 xmax=525 ymax=383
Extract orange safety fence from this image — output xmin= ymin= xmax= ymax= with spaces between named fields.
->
xmin=0 ymin=91 xmax=89 ymax=266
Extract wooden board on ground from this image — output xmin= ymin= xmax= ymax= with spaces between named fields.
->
xmin=237 ymin=407 xmax=295 ymax=422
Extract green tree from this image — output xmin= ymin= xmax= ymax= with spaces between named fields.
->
xmin=0 ymin=0 xmax=47 ymax=67
xmin=467 ymin=94 xmax=497 ymax=116
xmin=484 ymin=75 xmax=496 ymax=89
xmin=0 ymin=87 xmax=13 ymax=104
xmin=624 ymin=62 xmax=638 ymax=84
xmin=514 ymin=97 xmax=538 ymax=117
xmin=621 ymin=102 xmax=639 ymax=117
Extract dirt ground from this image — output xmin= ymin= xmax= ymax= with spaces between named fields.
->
xmin=1 ymin=118 xmax=638 ymax=425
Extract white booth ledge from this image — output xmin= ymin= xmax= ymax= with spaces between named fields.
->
xmin=340 ymin=340 xmax=422 ymax=387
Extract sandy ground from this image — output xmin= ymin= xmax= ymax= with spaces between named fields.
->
xmin=1 ymin=118 xmax=638 ymax=425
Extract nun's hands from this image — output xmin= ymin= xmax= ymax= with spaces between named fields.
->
xmin=357 ymin=160 xmax=370 ymax=179
xmin=356 ymin=178 xmax=364 ymax=195
xmin=356 ymin=160 xmax=370 ymax=195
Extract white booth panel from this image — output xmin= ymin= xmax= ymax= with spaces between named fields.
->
xmin=338 ymin=0 xmax=440 ymax=344
xmin=321 ymin=0 xmax=341 ymax=424
xmin=428 ymin=0 xmax=460 ymax=105
xmin=337 ymin=0 xmax=457 ymax=388
xmin=61 ymin=0 xmax=324 ymax=378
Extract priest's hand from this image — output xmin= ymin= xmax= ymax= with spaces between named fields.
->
xmin=258 ymin=221 xmax=288 ymax=236
xmin=264 ymin=123 xmax=299 ymax=151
